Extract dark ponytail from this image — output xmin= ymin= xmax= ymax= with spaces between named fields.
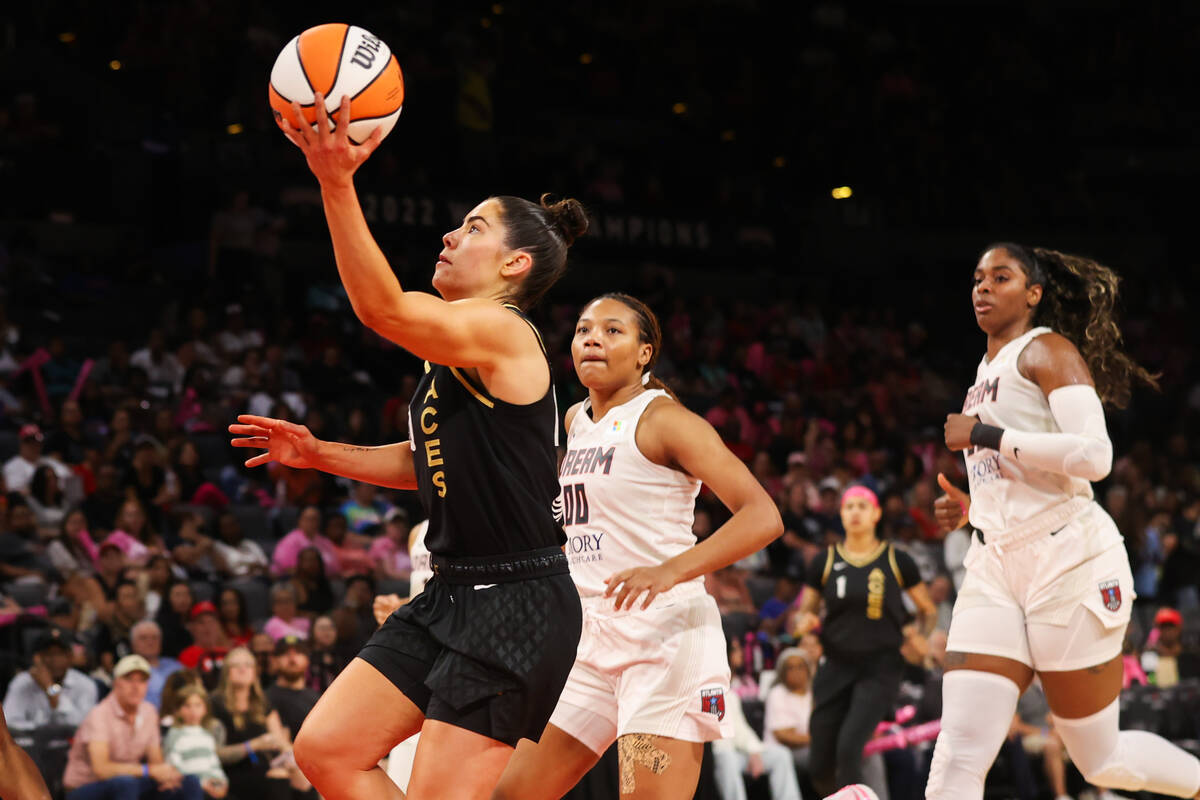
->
xmin=587 ymin=292 xmax=679 ymax=401
xmin=495 ymin=193 xmax=589 ymax=310
xmin=987 ymin=242 xmax=1160 ymax=408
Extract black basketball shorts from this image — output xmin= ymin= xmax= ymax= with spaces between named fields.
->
xmin=358 ymin=546 xmax=583 ymax=747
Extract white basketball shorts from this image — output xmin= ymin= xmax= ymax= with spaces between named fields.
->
xmin=947 ymin=500 xmax=1134 ymax=672
xmin=549 ymin=581 xmax=732 ymax=755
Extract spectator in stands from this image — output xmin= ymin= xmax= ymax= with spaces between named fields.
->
xmin=140 ymin=556 xmax=173 ymax=620
xmin=322 ymin=513 xmax=372 ymax=576
xmin=210 ymin=513 xmax=268 ymax=580
xmin=3 ymin=628 xmax=97 ymax=731
xmin=106 ymin=499 xmax=164 ymax=568
xmin=329 ymin=575 xmax=374 ymax=655
xmin=0 ymin=500 xmax=50 ymax=597
xmin=131 ymin=331 xmax=183 ymax=402
xmin=168 ymin=440 xmax=228 ymax=510
xmin=712 ymin=684 xmax=802 ymax=800
xmin=28 ymin=464 xmax=69 ymax=531
xmin=103 ymin=408 xmax=136 ymax=471
xmin=249 ymin=633 xmax=276 ymax=683
xmin=131 ymin=620 xmax=182 ymax=709
xmin=162 ymin=686 xmax=227 ymax=798
xmin=171 ymin=514 xmax=217 ymax=578
xmin=122 ymin=440 xmax=170 ymax=530
xmin=83 ymin=465 xmax=125 ymax=539
xmin=338 ymin=482 xmax=391 ymax=534
xmin=1008 ymin=678 xmax=1070 ymax=800
xmin=4 ymin=424 xmax=56 ymax=494
xmin=270 ymin=507 xmax=337 ymax=577
xmin=763 ymin=647 xmax=812 ymax=775
xmin=265 ymin=635 xmax=319 ymax=742
xmin=217 ymin=588 xmax=254 ymax=646
xmin=45 ymin=508 xmax=98 ymax=578
xmin=727 ymin=637 xmax=759 ymax=700
xmin=47 ymin=399 xmax=92 ymax=467
xmin=62 ymin=654 xmax=201 ymax=800
xmin=155 ymin=582 xmax=195 ymax=658
xmin=94 ymin=579 xmax=145 ymax=672
xmin=289 ymin=548 xmax=333 ymax=619
xmin=178 ymin=602 xmax=230 ymax=690
xmin=209 ymin=647 xmax=290 ymax=800
xmin=307 ymin=615 xmax=343 ymax=693
xmin=369 ymin=508 xmax=412 ymax=583
xmin=158 ymin=671 xmax=203 ymax=729
xmin=1146 ymin=606 xmax=1191 ymax=688
xmin=706 ymin=564 xmax=757 ymax=616
xmin=263 ymin=584 xmax=309 ymax=642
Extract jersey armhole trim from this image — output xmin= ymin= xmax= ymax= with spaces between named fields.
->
xmin=502 ymin=303 xmax=548 ymax=355
xmin=821 ymin=546 xmax=835 ymax=586
xmin=887 ymin=544 xmax=906 ymax=589
xmin=449 ymin=366 xmax=496 ymax=409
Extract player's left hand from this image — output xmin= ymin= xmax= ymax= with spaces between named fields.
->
xmin=604 ymin=563 xmax=682 ymax=611
xmin=279 ymin=93 xmax=384 ymax=189
xmin=944 ymin=413 xmax=977 ymax=451
xmin=372 ymin=593 xmax=405 ymax=626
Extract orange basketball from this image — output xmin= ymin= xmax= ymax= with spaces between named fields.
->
xmin=268 ymin=23 xmax=405 ymax=145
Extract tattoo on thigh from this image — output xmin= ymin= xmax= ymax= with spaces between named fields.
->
xmin=617 ymin=734 xmax=672 ymax=795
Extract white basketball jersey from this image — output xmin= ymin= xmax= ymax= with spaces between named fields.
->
xmin=407 ymin=520 xmax=431 ymax=598
xmin=962 ymin=326 xmax=1093 ymax=533
xmin=558 ymin=389 xmax=701 ymax=598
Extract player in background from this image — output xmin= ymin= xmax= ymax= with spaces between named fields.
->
xmin=492 ymin=293 xmax=783 ymax=799
xmin=926 ymin=243 xmax=1200 ymax=799
xmin=233 ymin=94 xmax=587 ymax=800
xmin=791 ymin=486 xmax=936 ymax=797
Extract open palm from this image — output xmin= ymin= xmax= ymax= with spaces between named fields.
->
xmin=229 ymin=414 xmax=321 ymax=469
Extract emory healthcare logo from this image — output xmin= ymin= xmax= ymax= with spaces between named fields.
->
xmin=701 ymin=688 xmax=725 ymax=721
xmin=1099 ymin=579 xmax=1122 ymax=612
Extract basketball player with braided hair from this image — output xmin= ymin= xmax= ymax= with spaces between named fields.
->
xmin=231 ymin=94 xmax=587 ymax=800
xmin=926 ymin=243 xmax=1200 ymax=799
xmin=492 ymin=293 xmax=783 ymax=799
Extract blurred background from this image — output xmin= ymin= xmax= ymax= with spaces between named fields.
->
xmin=0 ymin=2 xmax=1197 ymax=799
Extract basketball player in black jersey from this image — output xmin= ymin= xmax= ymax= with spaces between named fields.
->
xmin=230 ymin=93 xmax=586 ymax=800
xmin=791 ymin=487 xmax=936 ymax=797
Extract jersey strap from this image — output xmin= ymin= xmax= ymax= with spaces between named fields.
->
xmin=821 ymin=545 xmax=835 ymax=586
xmin=887 ymin=543 xmax=906 ymax=589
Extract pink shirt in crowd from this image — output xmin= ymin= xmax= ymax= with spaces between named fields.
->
xmin=271 ymin=530 xmax=340 ymax=576
xmin=368 ymin=537 xmax=412 ymax=575
xmin=263 ymin=615 xmax=311 ymax=642
xmin=63 ymin=694 xmax=161 ymax=789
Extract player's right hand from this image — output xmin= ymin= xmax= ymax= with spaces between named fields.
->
xmin=229 ymin=415 xmax=321 ymax=470
xmin=934 ymin=472 xmax=970 ymax=532
xmin=792 ymin=611 xmax=821 ymax=638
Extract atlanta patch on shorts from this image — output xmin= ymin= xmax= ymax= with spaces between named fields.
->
xmin=1098 ymin=579 xmax=1122 ymax=612
xmin=701 ymin=688 xmax=725 ymax=721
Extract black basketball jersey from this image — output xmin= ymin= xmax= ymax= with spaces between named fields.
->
xmin=408 ymin=305 xmax=564 ymax=557
xmin=804 ymin=541 xmax=921 ymax=660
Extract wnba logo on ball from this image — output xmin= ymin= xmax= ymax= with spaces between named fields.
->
xmin=350 ymin=33 xmax=382 ymax=69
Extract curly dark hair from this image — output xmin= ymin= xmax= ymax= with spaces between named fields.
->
xmin=985 ymin=243 xmax=1160 ymax=409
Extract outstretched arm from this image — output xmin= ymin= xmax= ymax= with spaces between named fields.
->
xmin=605 ymin=399 xmax=783 ymax=610
xmin=230 ymin=415 xmax=417 ymax=490
xmin=279 ymin=94 xmax=535 ymax=370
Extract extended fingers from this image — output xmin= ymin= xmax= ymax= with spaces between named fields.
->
xmin=230 ymin=437 xmax=269 ymax=449
xmin=286 ymin=103 xmax=312 ymax=145
xmin=229 ymin=423 xmax=269 ymax=436
xmin=244 ymin=452 xmax=275 ymax=468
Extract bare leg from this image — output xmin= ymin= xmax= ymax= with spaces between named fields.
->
xmin=293 ymin=658 xmax=424 ymax=800
xmin=407 ymin=720 xmax=514 ymax=800
xmin=491 ymin=723 xmax=602 ymax=800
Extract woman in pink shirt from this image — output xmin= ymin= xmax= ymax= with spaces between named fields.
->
xmin=262 ymin=584 xmax=310 ymax=642
xmin=270 ymin=506 xmax=339 ymax=577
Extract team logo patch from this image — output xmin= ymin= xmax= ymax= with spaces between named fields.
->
xmin=611 ymin=420 xmax=623 ymax=432
xmin=1099 ymin=579 xmax=1122 ymax=612
xmin=701 ymin=688 xmax=725 ymax=721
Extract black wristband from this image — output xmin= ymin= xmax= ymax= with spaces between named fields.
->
xmin=969 ymin=422 xmax=1005 ymax=451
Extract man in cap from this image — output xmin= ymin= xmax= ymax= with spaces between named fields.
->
xmin=2 ymin=424 xmax=71 ymax=495
xmin=3 ymin=628 xmax=97 ymax=731
xmin=62 ymin=654 xmax=201 ymax=800
xmin=265 ymin=636 xmax=319 ymax=743
xmin=130 ymin=620 xmax=182 ymax=709
xmin=177 ymin=602 xmax=230 ymax=691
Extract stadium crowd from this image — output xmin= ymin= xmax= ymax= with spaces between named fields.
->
xmin=2 ymin=1 xmax=1200 ymax=799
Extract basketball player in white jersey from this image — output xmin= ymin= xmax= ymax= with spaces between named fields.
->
xmin=925 ymin=243 xmax=1200 ymax=799
xmin=376 ymin=520 xmax=431 ymax=794
xmin=492 ymin=293 xmax=783 ymax=799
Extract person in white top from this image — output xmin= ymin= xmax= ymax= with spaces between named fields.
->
xmin=493 ymin=293 xmax=783 ymax=799
xmin=926 ymin=243 xmax=1200 ymax=800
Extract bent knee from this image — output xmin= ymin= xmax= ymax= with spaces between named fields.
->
xmin=294 ymin=729 xmax=338 ymax=777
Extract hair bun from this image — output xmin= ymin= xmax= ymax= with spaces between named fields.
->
xmin=540 ymin=194 xmax=589 ymax=246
